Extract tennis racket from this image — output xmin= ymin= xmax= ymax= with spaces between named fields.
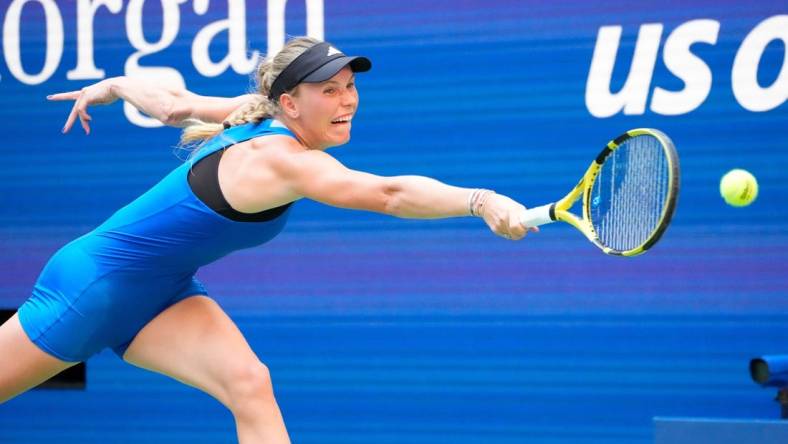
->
xmin=520 ymin=128 xmax=679 ymax=257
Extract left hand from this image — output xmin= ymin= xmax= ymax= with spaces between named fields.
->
xmin=47 ymin=78 xmax=119 ymax=135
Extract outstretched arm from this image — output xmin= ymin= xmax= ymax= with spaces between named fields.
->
xmin=272 ymin=146 xmax=537 ymax=240
xmin=47 ymin=76 xmax=254 ymax=134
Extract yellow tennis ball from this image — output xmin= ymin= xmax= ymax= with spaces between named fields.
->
xmin=720 ymin=169 xmax=758 ymax=207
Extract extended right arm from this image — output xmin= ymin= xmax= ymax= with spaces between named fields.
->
xmin=270 ymin=145 xmax=535 ymax=240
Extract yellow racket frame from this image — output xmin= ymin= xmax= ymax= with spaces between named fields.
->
xmin=522 ymin=128 xmax=679 ymax=257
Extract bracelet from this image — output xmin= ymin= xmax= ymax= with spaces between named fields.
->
xmin=471 ymin=189 xmax=489 ymax=216
xmin=469 ymin=189 xmax=494 ymax=217
xmin=474 ymin=190 xmax=494 ymax=216
xmin=468 ymin=189 xmax=481 ymax=216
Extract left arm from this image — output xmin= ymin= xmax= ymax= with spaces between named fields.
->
xmin=47 ymin=76 xmax=255 ymax=134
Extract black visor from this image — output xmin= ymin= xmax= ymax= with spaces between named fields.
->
xmin=268 ymin=42 xmax=372 ymax=100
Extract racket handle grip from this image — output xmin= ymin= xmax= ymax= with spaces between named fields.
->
xmin=520 ymin=204 xmax=556 ymax=228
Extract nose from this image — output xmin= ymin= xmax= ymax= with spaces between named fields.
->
xmin=341 ymin=88 xmax=357 ymax=108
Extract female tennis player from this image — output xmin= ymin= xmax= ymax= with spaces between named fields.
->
xmin=0 ymin=37 xmax=535 ymax=443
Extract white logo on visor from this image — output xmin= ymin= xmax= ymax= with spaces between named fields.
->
xmin=327 ymin=46 xmax=342 ymax=57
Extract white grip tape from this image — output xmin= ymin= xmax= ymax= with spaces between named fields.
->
xmin=520 ymin=204 xmax=555 ymax=228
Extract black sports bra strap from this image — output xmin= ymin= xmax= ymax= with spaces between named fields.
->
xmin=188 ymin=149 xmax=292 ymax=222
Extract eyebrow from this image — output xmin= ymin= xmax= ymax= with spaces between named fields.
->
xmin=322 ymin=76 xmax=356 ymax=86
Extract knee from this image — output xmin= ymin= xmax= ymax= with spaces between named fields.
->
xmin=224 ymin=361 xmax=276 ymax=414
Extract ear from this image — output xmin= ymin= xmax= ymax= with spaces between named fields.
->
xmin=278 ymin=93 xmax=300 ymax=119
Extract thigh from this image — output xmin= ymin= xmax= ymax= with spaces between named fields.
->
xmin=22 ymin=270 xmax=198 ymax=362
xmin=19 ymin=239 xmax=192 ymax=361
xmin=122 ymin=295 xmax=262 ymax=407
xmin=0 ymin=313 xmax=76 ymax=403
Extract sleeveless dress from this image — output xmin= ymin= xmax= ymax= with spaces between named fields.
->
xmin=18 ymin=120 xmax=297 ymax=361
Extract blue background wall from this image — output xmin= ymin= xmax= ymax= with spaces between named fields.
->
xmin=1 ymin=1 xmax=787 ymax=443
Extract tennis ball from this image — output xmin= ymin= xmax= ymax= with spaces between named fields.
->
xmin=720 ymin=169 xmax=758 ymax=207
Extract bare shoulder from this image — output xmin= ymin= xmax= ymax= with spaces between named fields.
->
xmin=223 ymin=135 xmax=389 ymax=213
xmin=218 ymin=135 xmax=306 ymax=211
xmin=248 ymin=135 xmax=304 ymax=165
xmin=250 ymin=136 xmax=339 ymax=176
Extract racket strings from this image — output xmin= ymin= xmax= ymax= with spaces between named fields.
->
xmin=591 ymin=135 xmax=670 ymax=252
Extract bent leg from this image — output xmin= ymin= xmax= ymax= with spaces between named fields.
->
xmin=0 ymin=313 xmax=76 ymax=403
xmin=122 ymin=295 xmax=290 ymax=444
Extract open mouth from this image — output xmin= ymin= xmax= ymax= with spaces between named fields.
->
xmin=331 ymin=115 xmax=352 ymax=125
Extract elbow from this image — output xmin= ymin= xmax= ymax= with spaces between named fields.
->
xmin=162 ymin=105 xmax=192 ymax=127
xmin=381 ymin=178 xmax=404 ymax=216
xmin=158 ymin=98 xmax=179 ymax=126
xmin=161 ymin=89 xmax=191 ymax=126
xmin=161 ymin=112 xmax=180 ymax=127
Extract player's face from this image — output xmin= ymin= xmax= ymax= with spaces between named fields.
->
xmin=291 ymin=67 xmax=358 ymax=150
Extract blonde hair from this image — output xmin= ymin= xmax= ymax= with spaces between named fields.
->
xmin=179 ymin=36 xmax=321 ymax=150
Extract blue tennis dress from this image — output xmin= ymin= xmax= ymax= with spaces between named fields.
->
xmin=18 ymin=120 xmax=296 ymax=362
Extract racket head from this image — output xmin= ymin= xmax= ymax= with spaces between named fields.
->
xmin=582 ymin=128 xmax=680 ymax=256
